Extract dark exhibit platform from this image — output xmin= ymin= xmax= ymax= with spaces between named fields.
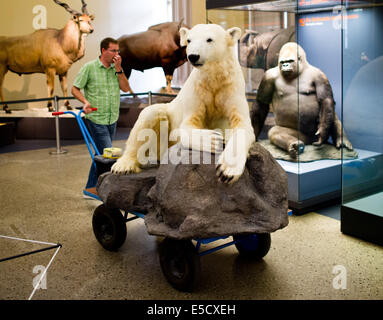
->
xmin=0 ymin=122 xmax=15 ymax=146
xmin=341 ymin=192 xmax=383 ymax=246
xmin=340 ymin=151 xmax=383 ymax=246
xmin=117 ymin=94 xmax=174 ymax=128
xmin=0 ymin=94 xmax=175 ymax=141
xmin=0 ymin=112 xmax=84 ymax=140
xmin=0 ymin=106 xmax=137 ymax=140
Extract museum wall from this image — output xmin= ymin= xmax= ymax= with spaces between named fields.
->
xmin=171 ymin=0 xmax=206 ymax=87
xmin=0 ymin=0 xmax=173 ymax=110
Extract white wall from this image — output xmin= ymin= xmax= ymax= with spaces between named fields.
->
xmin=106 ymin=0 xmax=172 ymax=93
xmin=0 ymin=0 xmax=171 ymax=110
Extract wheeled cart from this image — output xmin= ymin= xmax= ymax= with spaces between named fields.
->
xmin=52 ymin=109 xmax=278 ymax=291
xmin=92 ymin=203 xmax=271 ymax=292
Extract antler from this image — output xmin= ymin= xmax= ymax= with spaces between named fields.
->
xmin=81 ymin=0 xmax=89 ymax=15
xmin=177 ymin=18 xmax=185 ymax=30
xmin=53 ymin=0 xmax=81 ymax=16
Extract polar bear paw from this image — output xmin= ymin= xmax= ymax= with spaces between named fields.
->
xmin=215 ymin=152 xmax=246 ymax=184
xmin=111 ymin=157 xmax=141 ymax=175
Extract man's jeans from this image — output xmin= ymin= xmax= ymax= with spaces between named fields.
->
xmin=85 ymin=119 xmax=117 ymax=189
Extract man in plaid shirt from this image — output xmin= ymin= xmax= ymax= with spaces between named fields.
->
xmin=72 ymin=37 xmax=133 ymax=199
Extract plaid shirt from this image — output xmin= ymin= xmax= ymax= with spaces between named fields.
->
xmin=73 ymin=58 xmax=120 ymax=125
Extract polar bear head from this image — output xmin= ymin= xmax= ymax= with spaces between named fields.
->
xmin=179 ymin=24 xmax=241 ymax=68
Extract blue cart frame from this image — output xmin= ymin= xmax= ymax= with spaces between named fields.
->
xmin=53 ymin=109 xmax=101 ymax=200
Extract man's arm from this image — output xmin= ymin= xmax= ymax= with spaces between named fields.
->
xmin=71 ymin=86 xmax=93 ymax=114
xmin=113 ymin=55 xmax=134 ymax=94
xmin=116 ymin=72 xmax=134 ymax=94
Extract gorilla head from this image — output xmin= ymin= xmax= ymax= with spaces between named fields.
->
xmin=278 ymin=42 xmax=307 ymax=80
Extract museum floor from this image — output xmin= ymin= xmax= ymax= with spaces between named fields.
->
xmin=0 ymin=135 xmax=382 ymax=300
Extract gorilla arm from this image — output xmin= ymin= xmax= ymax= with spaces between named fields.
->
xmin=312 ymin=69 xmax=335 ymax=146
xmin=250 ymin=70 xmax=274 ymax=139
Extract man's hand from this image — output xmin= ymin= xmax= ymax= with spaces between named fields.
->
xmin=113 ymin=54 xmax=122 ymax=72
xmin=83 ymin=102 xmax=94 ymax=114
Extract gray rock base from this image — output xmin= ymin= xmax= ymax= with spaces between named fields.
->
xmin=97 ymin=167 xmax=157 ymax=213
xmin=97 ymin=143 xmax=289 ymax=240
xmin=145 ymin=143 xmax=289 ymax=239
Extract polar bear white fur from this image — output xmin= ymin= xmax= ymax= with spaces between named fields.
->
xmin=111 ymin=24 xmax=255 ymax=184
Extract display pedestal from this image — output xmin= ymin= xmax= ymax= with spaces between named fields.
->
xmin=117 ymin=104 xmax=145 ymax=128
xmin=0 ymin=109 xmax=83 ymax=140
xmin=341 ymin=151 xmax=383 ymax=246
xmin=341 ymin=193 xmax=383 ymax=246
xmin=117 ymin=94 xmax=176 ymax=128
xmin=278 ymin=148 xmax=378 ymax=215
xmin=0 ymin=122 xmax=15 ymax=146
xmin=0 ymin=100 xmax=152 ymax=140
xmin=277 ymin=158 xmax=341 ymax=215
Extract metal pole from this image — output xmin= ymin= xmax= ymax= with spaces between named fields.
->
xmin=148 ymin=91 xmax=152 ymax=105
xmin=50 ymin=96 xmax=67 ymax=155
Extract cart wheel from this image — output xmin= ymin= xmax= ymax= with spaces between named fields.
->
xmin=92 ymin=204 xmax=127 ymax=251
xmin=159 ymin=238 xmax=201 ymax=292
xmin=233 ymin=233 xmax=271 ymax=260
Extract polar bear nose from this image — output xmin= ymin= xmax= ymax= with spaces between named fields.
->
xmin=188 ymin=54 xmax=200 ymax=64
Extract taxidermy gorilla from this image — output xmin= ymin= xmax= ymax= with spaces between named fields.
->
xmin=251 ymin=42 xmax=353 ymax=159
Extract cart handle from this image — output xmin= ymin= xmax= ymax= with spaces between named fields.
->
xmin=52 ymin=107 xmax=97 ymax=116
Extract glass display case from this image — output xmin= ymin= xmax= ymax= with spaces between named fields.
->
xmin=340 ymin=2 xmax=383 ymax=245
xmin=207 ymin=0 xmax=381 ymax=216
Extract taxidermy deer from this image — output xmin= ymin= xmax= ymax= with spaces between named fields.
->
xmin=0 ymin=0 xmax=94 ymax=113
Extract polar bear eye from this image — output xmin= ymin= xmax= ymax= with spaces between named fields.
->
xmin=206 ymin=38 xmax=213 ymax=43
xmin=187 ymin=39 xmax=191 ymax=43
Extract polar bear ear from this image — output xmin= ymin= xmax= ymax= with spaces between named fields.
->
xmin=179 ymin=27 xmax=189 ymax=47
xmin=226 ymin=27 xmax=242 ymax=46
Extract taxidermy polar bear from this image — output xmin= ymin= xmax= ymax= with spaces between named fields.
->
xmin=112 ymin=24 xmax=255 ymax=184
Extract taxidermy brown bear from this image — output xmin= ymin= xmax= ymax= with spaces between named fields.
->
xmin=251 ymin=42 xmax=353 ymax=159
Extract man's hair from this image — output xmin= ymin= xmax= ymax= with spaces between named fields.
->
xmin=100 ymin=37 xmax=118 ymax=53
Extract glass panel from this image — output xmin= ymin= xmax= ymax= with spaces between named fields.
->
xmin=207 ymin=0 xmax=356 ymax=215
xmin=341 ymin=1 xmax=383 ymax=218
xmin=207 ymin=8 xmax=295 ymax=92
xmin=207 ymin=4 xmax=301 ymax=208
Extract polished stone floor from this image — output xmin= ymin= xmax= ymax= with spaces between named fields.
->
xmin=0 ymin=140 xmax=382 ymax=300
